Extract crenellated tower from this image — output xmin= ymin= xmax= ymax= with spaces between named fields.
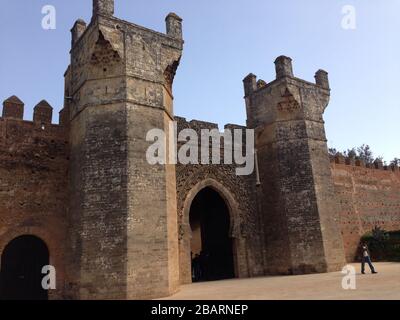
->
xmin=65 ymin=0 xmax=183 ymax=299
xmin=244 ymin=56 xmax=346 ymax=275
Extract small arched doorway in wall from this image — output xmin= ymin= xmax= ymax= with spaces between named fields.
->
xmin=0 ymin=235 xmax=49 ymax=300
xmin=190 ymin=187 xmax=235 ymax=282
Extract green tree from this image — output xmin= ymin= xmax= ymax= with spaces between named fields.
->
xmin=391 ymin=158 xmax=400 ymax=166
xmin=375 ymin=156 xmax=384 ymax=163
xmin=328 ymin=148 xmax=338 ymax=157
xmin=357 ymin=144 xmax=374 ymax=164
xmin=344 ymin=148 xmax=357 ymax=158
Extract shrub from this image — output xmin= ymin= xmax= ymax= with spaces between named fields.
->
xmin=360 ymin=227 xmax=400 ymax=262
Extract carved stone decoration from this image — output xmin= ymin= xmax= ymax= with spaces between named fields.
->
xmin=277 ymin=88 xmax=300 ymax=112
xmin=164 ymin=60 xmax=180 ymax=93
xmin=176 ymin=163 xmax=258 ymax=240
xmin=175 ymin=159 xmax=266 ymax=282
xmin=257 ymin=79 xmax=267 ymax=89
xmin=90 ymin=31 xmax=121 ymax=71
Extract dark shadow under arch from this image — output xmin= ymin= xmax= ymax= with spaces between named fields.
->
xmin=190 ymin=187 xmax=235 ymax=282
xmin=0 ymin=235 xmax=49 ymax=300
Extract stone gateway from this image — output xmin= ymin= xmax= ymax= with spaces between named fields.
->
xmin=0 ymin=0 xmax=399 ymax=300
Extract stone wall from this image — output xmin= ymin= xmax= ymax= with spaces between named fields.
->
xmin=174 ymin=117 xmax=265 ymax=284
xmin=331 ymin=158 xmax=400 ymax=261
xmin=1 ymin=0 xmax=399 ymax=301
xmin=0 ymin=97 xmax=69 ymax=299
xmin=66 ymin=1 xmax=184 ymax=299
xmin=244 ymin=57 xmax=346 ymax=275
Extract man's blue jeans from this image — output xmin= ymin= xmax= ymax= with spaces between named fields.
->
xmin=361 ymin=256 xmax=376 ymax=273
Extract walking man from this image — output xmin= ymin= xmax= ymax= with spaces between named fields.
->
xmin=361 ymin=242 xmax=378 ymax=274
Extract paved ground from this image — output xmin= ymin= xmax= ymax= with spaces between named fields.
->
xmin=163 ymin=263 xmax=400 ymax=300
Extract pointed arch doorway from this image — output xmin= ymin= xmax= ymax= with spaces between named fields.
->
xmin=189 ymin=187 xmax=235 ymax=282
xmin=0 ymin=235 xmax=49 ymax=300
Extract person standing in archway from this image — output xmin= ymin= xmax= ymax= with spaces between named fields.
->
xmin=199 ymin=251 xmax=210 ymax=281
xmin=192 ymin=253 xmax=202 ymax=282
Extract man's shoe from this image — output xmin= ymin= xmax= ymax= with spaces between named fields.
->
xmin=361 ymin=272 xmax=365 ymax=274
xmin=372 ymin=271 xmax=378 ymax=274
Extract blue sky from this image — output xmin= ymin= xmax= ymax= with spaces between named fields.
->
xmin=0 ymin=0 xmax=399 ymax=161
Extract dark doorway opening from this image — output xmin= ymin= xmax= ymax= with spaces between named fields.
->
xmin=190 ymin=187 xmax=235 ymax=282
xmin=0 ymin=235 xmax=49 ymax=300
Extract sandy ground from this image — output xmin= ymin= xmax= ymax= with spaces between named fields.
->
xmin=162 ymin=262 xmax=400 ymax=300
